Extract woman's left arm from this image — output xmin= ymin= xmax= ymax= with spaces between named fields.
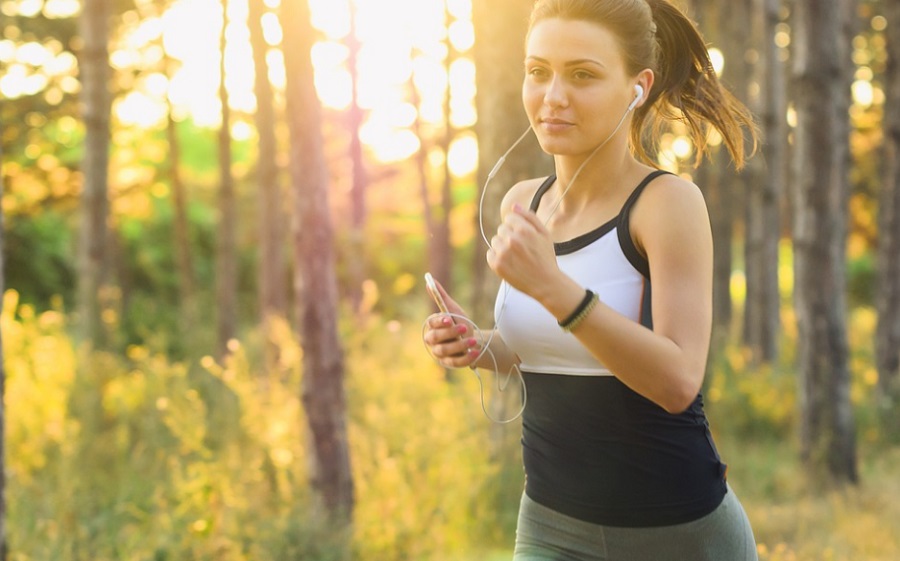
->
xmin=488 ymin=177 xmax=713 ymax=414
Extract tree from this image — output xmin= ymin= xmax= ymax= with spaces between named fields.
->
xmin=877 ymin=0 xmax=900 ymax=427
xmin=216 ymin=0 xmax=238 ymax=358
xmin=281 ymin=0 xmax=354 ymax=522
xmin=77 ymin=0 xmax=112 ymax=347
xmin=791 ymin=0 xmax=857 ymax=484
xmin=744 ymin=0 xmax=786 ymax=363
xmin=346 ymin=0 xmax=369 ymax=312
xmin=248 ymin=0 xmax=287 ymax=364
xmin=471 ymin=0 xmax=550 ymax=319
xmin=1 ymin=140 xmax=8 ymax=561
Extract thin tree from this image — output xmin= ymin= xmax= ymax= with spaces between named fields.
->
xmin=281 ymin=0 xmax=354 ymax=522
xmin=164 ymin=56 xmax=197 ymax=334
xmin=1 ymin=139 xmax=8 ymax=560
xmin=471 ymin=0 xmax=550 ymax=319
xmin=744 ymin=0 xmax=785 ymax=363
xmin=690 ymin=0 xmax=739 ymax=347
xmin=346 ymin=0 xmax=369 ymax=312
xmin=248 ymin=0 xmax=286 ymax=364
xmin=216 ymin=0 xmax=238 ymax=357
xmin=877 ymin=0 xmax=900 ymax=429
xmin=77 ymin=0 xmax=112 ymax=347
xmin=791 ymin=0 xmax=857 ymax=485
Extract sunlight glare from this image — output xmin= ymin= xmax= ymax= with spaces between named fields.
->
xmin=708 ymin=48 xmax=724 ymax=76
xmin=0 ymin=39 xmax=14 ymax=62
xmin=43 ymin=0 xmax=80 ymax=18
xmin=447 ymin=133 xmax=478 ymax=177
xmin=18 ymin=0 xmax=41 ymax=17
xmin=448 ymin=20 xmax=474 ymax=52
xmin=315 ymin=68 xmax=353 ymax=110
xmin=116 ymin=91 xmax=167 ymax=128
xmin=309 ymin=0 xmax=351 ymax=39
xmin=447 ymin=0 xmax=472 ymax=19
xmin=261 ymin=12 xmax=282 ymax=46
xmin=852 ymin=80 xmax=874 ymax=107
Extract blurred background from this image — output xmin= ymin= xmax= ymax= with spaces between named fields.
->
xmin=2 ymin=0 xmax=900 ymax=559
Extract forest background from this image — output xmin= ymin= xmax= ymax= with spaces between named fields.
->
xmin=2 ymin=0 xmax=900 ymax=559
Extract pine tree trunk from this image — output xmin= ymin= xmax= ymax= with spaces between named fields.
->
xmin=791 ymin=0 xmax=857 ymax=485
xmin=877 ymin=0 xmax=900 ymax=428
xmin=281 ymin=0 xmax=354 ymax=523
xmin=0 ymin=141 xmax=8 ymax=560
xmin=744 ymin=0 xmax=785 ymax=363
xmin=471 ymin=0 xmax=551 ymax=322
xmin=216 ymin=0 xmax=238 ymax=357
xmin=347 ymin=4 xmax=368 ymax=312
xmin=77 ymin=0 xmax=112 ymax=347
xmin=693 ymin=0 xmax=737 ymax=345
xmin=165 ymin=78 xmax=196 ymax=334
xmin=248 ymin=0 xmax=286 ymax=364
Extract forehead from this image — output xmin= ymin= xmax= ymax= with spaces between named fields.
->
xmin=526 ymin=18 xmax=624 ymax=67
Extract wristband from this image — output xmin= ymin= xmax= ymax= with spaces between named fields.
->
xmin=558 ymin=289 xmax=599 ymax=332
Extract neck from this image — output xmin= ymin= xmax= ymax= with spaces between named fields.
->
xmin=552 ymin=142 xmax=634 ymax=207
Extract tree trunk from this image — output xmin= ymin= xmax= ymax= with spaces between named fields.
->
xmin=77 ymin=0 xmax=112 ymax=347
xmin=791 ymin=0 xmax=857 ymax=485
xmin=248 ymin=0 xmax=286 ymax=366
xmin=692 ymin=0 xmax=738 ymax=346
xmin=216 ymin=0 xmax=238 ymax=357
xmin=744 ymin=0 xmax=785 ymax=363
xmin=281 ymin=0 xmax=354 ymax=523
xmin=347 ymin=2 xmax=368 ymax=313
xmin=165 ymin=65 xmax=197 ymax=335
xmin=1 ymin=141 xmax=9 ymax=560
xmin=471 ymin=0 xmax=551 ymax=322
xmin=877 ymin=0 xmax=900 ymax=429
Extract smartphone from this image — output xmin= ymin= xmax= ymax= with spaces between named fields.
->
xmin=424 ymin=272 xmax=450 ymax=314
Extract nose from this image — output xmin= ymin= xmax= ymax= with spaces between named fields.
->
xmin=543 ymin=75 xmax=568 ymax=109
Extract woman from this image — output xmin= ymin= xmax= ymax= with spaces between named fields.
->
xmin=423 ymin=0 xmax=759 ymax=559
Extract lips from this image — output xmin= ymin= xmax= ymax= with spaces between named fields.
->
xmin=539 ymin=117 xmax=575 ymax=133
xmin=541 ymin=117 xmax=574 ymax=125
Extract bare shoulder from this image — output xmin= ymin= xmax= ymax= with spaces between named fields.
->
xmin=499 ymin=176 xmax=551 ymax=220
xmin=630 ymin=172 xmax=711 ymax=256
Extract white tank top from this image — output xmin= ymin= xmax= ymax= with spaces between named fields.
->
xmin=494 ymin=171 xmax=667 ymax=376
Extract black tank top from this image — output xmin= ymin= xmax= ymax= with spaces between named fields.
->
xmin=520 ymin=171 xmax=728 ymax=527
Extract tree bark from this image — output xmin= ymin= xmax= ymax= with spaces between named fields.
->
xmin=281 ymin=0 xmax=354 ymax=523
xmin=744 ymin=0 xmax=785 ymax=363
xmin=216 ymin=0 xmax=238 ymax=358
xmin=791 ymin=0 xmax=857 ymax=485
xmin=165 ymin=65 xmax=197 ymax=334
xmin=692 ymin=0 xmax=738 ymax=346
xmin=1 ymin=140 xmax=9 ymax=560
xmin=248 ymin=0 xmax=286 ymax=365
xmin=877 ymin=0 xmax=900 ymax=426
xmin=471 ymin=0 xmax=551 ymax=321
xmin=77 ymin=0 xmax=112 ymax=347
xmin=347 ymin=3 xmax=369 ymax=312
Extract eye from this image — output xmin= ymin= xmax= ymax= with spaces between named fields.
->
xmin=526 ymin=66 xmax=550 ymax=80
xmin=572 ymin=69 xmax=595 ymax=80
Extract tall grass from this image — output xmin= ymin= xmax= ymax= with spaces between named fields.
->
xmin=3 ymin=288 xmax=898 ymax=560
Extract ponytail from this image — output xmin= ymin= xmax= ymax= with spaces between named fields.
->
xmin=635 ymin=0 xmax=758 ymax=169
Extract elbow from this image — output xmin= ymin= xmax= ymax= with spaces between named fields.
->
xmin=660 ymin=376 xmax=703 ymax=415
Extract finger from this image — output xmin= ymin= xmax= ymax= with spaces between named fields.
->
xmin=512 ymin=203 xmax=548 ymax=232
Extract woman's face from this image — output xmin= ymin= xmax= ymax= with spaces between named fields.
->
xmin=523 ymin=18 xmax=636 ymax=158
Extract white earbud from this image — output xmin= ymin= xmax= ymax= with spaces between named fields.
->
xmin=628 ymin=84 xmax=644 ymax=111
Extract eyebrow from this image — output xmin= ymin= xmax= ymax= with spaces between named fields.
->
xmin=526 ymin=56 xmax=607 ymax=68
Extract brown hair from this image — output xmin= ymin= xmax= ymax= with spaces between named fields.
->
xmin=528 ymin=0 xmax=758 ymax=169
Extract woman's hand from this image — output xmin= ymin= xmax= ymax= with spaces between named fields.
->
xmin=422 ymin=279 xmax=481 ymax=369
xmin=486 ymin=203 xmax=560 ymax=300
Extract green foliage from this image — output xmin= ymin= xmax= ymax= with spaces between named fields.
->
xmin=3 ymin=211 xmax=76 ymax=308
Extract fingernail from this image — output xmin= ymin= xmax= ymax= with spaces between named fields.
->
xmin=442 ymin=317 xmax=452 ymax=326
xmin=457 ymin=324 xmax=468 ymax=334
xmin=467 ymin=338 xmax=478 ymax=347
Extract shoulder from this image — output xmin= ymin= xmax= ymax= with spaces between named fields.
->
xmin=499 ymin=176 xmax=552 ymax=220
xmin=630 ymin=173 xmax=711 ymax=257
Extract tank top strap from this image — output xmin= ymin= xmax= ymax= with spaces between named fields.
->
xmin=616 ymin=169 xmax=673 ymax=280
xmin=529 ymin=175 xmax=557 ymax=212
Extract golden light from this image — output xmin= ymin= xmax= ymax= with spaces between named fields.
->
xmin=43 ymin=0 xmax=80 ymax=18
xmin=852 ymin=80 xmax=874 ymax=107
xmin=708 ymin=48 xmax=724 ymax=76
xmin=448 ymin=133 xmax=478 ymax=177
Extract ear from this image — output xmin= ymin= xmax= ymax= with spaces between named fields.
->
xmin=633 ymin=69 xmax=655 ymax=109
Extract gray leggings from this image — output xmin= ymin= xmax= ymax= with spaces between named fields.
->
xmin=514 ymin=486 xmax=758 ymax=561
